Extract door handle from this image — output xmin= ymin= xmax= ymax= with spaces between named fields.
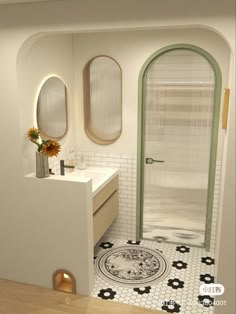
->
xmin=146 ymin=157 xmax=165 ymax=164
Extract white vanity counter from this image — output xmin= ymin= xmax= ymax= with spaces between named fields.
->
xmin=26 ymin=167 xmax=119 ymax=197
xmin=65 ymin=167 xmax=119 ymax=196
xmin=26 ymin=167 xmax=119 ymax=249
xmin=65 ymin=167 xmax=119 ymax=245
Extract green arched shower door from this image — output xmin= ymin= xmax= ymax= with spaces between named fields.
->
xmin=142 ymin=48 xmax=216 ymax=246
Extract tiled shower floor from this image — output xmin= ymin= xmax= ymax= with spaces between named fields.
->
xmin=92 ymin=237 xmax=215 ymax=314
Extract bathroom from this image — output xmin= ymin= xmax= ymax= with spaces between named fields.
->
xmin=15 ymin=27 xmax=230 ymax=313
xmin=0 ymin=2 xmax=235 ymax=314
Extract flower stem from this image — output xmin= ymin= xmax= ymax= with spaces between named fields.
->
xmin=30 ymin=139 xmax=41 ymax=151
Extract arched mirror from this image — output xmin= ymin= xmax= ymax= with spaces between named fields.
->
xmin=83 ymin=56 xmax=122 ymax=144
xmin=37 ymin=76 xmax=68 ymax=140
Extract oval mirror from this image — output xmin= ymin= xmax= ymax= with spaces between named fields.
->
xmin=37 ymin=77 xmax=68 ymax=140
xmin=84 ymin=56 xmax=122 ymax=144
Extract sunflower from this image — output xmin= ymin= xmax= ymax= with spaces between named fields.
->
xmin=41 ymin=140 xmax=61 ymax=157
xmin=27 ymin=127 xmax=61 ymax=157
xmin=27 ymin=127 xmax=40 ymax=141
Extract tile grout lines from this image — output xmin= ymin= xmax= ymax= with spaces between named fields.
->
xmin=92 ymin=238 xmax=215 ymax=314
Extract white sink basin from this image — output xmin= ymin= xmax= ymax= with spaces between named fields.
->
xmin=66 ymin=167 xmax=119 ymax=195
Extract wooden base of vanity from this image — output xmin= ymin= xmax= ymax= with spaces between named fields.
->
xmin=93 ymin=176 xmax=118 ymax=245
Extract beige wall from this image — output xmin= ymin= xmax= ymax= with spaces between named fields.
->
xmin=17 ymin=34 xmax=75 ymax=175
xmin=214 ymin=53 xmax=235 ymax=314
xmin=2 ymin=32 xmax=94 ymax=296
xmin=73 ymin=28 xmax=230 ymax=156
xmin=17 ymin=28 xmax=231 ymax=158
xmin=0 ymin=0 xmax=235 ymax=309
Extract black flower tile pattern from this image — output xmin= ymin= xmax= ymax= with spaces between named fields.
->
xmin=99 ymin=242 xmax=114 ymax=249
xmin=198 ymin=295 xmax=214 ymax=307
xmin=161 ymin=300 xmax=181 ymax=313
xmin=98 ymin=288 xmax=116 ymax=300
xmin=92 ymin=237 xmax=216 ymax=313
xmin=176 ymin=245 xmax=190 ymax=253
xmin=167 ymin=278 xmax=184 ymax=289
xmin=200 ymin=273 xmax=214 ymax=284
xmin=201 ymin=256 xmax=215 ymax=265
xmin=133 ymin=286 xmax=151 ymax=295
xmin=127 ymin=240 xmax=141 ymax=245
xmin=172 ymin=260 xmax=187 ymax=270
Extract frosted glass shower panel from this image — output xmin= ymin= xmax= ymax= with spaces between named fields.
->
xmin=143 ymin=49 xmax=215 ymax=246
xmin=84 ymin=56 xmax=122 ymax=144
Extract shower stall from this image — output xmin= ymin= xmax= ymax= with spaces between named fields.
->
xmin=138 ymin=45 xmax=221 ymax=247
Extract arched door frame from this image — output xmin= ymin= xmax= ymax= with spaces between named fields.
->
xmin=137 ymin=44 xmax=222 ymax=250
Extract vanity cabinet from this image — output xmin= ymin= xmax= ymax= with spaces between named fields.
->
xmin=93 ymin=175 xmax=119 ymax=245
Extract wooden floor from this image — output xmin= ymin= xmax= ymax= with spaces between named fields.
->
xmin=0 ymin=279 xmax=163 ymax=314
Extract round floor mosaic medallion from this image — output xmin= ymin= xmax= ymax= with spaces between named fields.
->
xmin=95 ymin=245 xmax=170 ymax=287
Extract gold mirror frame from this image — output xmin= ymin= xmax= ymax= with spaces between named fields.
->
xmin=83 ymin=55 xmax=122 ymax=145
xmin=37 ymin=76 xmax=68 ymax=140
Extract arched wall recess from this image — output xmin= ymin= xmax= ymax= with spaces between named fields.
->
xmin=83 ymin=56 xmax=122 ymax=144
xmin=52 ymin=269 xmax=76 ymax=294
xmin=37 ymin=76 xmax=68 ymax=140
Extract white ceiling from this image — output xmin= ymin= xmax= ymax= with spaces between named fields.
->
xmin=0 ymin=0 xmax=50 ymax=4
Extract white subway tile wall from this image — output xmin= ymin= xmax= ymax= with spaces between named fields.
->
xmin=48 ymin=150 xmax=76 ymax=175
xmin=76 ymin=152 xmax=137 ymax=240
xmin=49 ymin=151 xmax=222 ymax=251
